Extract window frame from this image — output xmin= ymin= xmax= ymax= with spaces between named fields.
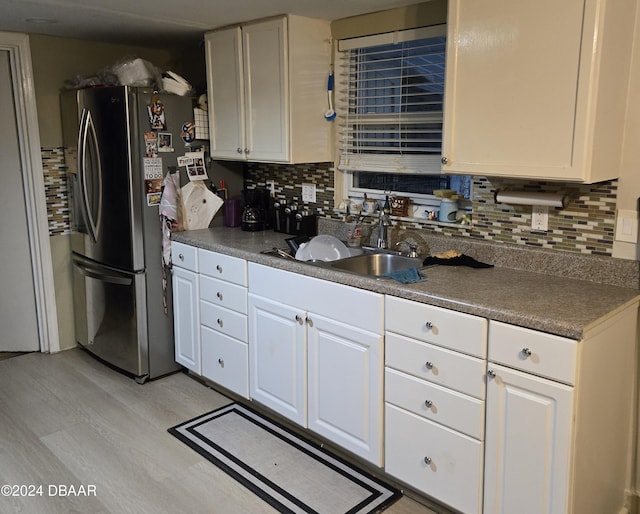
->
xmin=335 ymin=25 xmax=465 ymax=211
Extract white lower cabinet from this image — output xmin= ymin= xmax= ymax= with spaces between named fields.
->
xmin=484 ymin=313 xmax=638 ymax=514
xmin=384 ymin=295 xmax=487 ymax=514
xmin=385 ymin=403 xmax=484 ymax=514
xmin=248 ymin=263 xmax=384 ymax=465
xmin=172 ymin=243 xmax=200 ymax=374
xmin=483 ymin=363 xmax=573 ymax=514
xmin=248 ymin=294 xmax=306 ymax=425
xmin=199 ymin=248 xmax=249 ymax=398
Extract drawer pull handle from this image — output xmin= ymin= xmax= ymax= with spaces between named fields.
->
xmin=295 ymin=315 xmax=304 ymax=325
xmin=216 ymin=292 xmax=223 ymax=300
xmin=522 ymin=347 xmax=532 ymax=357
xmin=425 ymin=321 xmax=433 ymax=329
xmin=178 ymin=253 xmax=184 ymax=261
xmin=217 ymin=318 xmax=223 ymax=327
xmin=216 ymin=265 xmax=223 ymax=273
xmin=218 ymin=358 xmax=224 ymax=368
xmin=424 ymin=400 xmax=433 ymax=408
xmin=425 ymin=361 xmax=434 ymax=370
xmin=487 ymin=369 xmax=496 ymax=379
xmin=424 ymin=456 xmax=432 ymax=465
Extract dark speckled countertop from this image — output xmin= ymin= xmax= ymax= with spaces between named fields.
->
xmin=173 ymin=227 xmax=640 ymax=340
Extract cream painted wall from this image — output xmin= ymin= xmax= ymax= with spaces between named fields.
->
xmin=29 ymin=35 xmax=176 ymax=147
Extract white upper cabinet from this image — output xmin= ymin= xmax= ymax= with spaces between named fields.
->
xmin=442 ymin=0 xmax=636 ymax=183
xmin=205 ymin=15 xmax=332 ymax=164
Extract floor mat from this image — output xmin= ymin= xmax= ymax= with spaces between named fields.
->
xmin=169 ymin=403 xmax=401 ymax=514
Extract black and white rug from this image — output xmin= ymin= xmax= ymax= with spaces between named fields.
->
xmin=168 ymin=403 xmax=401 ymax=514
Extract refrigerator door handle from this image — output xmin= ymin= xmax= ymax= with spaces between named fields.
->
xmin=72 ymin=255 xmax=133 ymax=286
xmin=78 ymin=108 xmax=103 ymax=243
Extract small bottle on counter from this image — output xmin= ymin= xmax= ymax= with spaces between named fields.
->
xmin=383 ymin=195 xmax=391 ymax=215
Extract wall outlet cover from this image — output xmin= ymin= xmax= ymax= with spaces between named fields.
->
xmin=531 ymin=205 xmax=549 ymax=231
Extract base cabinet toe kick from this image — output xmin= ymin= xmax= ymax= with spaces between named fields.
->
xmin=171 ymin=242 xmax=639 ymax=513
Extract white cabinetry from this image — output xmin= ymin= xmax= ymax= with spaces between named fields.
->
xmin=484 ymin=311 xmax=638 ymax=514
xmin=172 ymin=242 xmax=200 ymax=374
xmin=384 ymin=296 xmax=487 ymax=514
xmin=248 ymin=263 xmax=384 ymax=465
xmin=442 ymin=0 xmax=635 ymax=182
xmin=199 ymin=249 xmax=249 ymax=398
xmin=205 ymin=15 xmax=331 ymax=164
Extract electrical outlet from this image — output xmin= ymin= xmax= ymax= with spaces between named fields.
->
xmin=302 ymin=183 xmax=316 ymax=203
xmin=267 ymin=180 xmax=275 ymax=196
xmin=531 ymin=205 xmax=549 ymax=231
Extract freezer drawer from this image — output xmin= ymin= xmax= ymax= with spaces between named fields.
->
xmin=72 ymin=253 xmax=148 ymax=379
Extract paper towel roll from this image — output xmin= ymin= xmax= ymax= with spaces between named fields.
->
xmin=495 ymin=190 xmax=567 ymax=208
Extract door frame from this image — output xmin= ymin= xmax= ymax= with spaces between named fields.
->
xmin=1 ymin=32 xmax=59 ymax=353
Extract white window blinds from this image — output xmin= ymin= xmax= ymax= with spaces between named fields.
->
xmin=337 ymin=26 xmax=446 ymax=174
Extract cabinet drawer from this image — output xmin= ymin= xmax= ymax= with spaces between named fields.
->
xmin=198 ymin=249 xmax=247 ymax=286
xmin=385 ymin=368 xmax=484 ymax=440
xmin=200 ymin=275 xmax=247 ymax=314
xmin=385 ymin=296 xmax=487 ymax=358
xmin=201 ymin=325 xmax=249 ymax=398
xmin=385 ymin=404 xmax=483 ymax=514
xmin=386 ymin=332 xmax=486 ymax=400
xmin=201 ymin=301 xmax=248 ymax=342
xmin=172 ymin=242 xmax=198 ymax=272
xmin=489 ymin=321 xmax=577 ymax=385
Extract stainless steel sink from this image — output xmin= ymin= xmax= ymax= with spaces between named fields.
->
xmin=328 ymin=252 xmax=422 ymax=277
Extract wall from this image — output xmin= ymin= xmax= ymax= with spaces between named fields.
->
xmin=29 ymin=35 xmax=189 ymax=350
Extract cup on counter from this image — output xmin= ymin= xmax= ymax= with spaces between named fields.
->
xmin=223 ymin=198 xmax=242 ymax=227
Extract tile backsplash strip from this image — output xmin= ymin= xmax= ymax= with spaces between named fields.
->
xmin=42 ymin=147 xmax=71 ymax=236
xmin=245 ymin=162 xmax=618 ymax=257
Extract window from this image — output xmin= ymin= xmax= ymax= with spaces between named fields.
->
xmin=336 ymin=26 xmax=469 ymax=203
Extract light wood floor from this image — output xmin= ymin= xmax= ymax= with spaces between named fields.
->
xmin=0 ymin=349 xmax=446 ymax=514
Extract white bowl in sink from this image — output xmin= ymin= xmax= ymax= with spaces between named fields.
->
xmin=295 ymin=235 xmax=350 ymax=262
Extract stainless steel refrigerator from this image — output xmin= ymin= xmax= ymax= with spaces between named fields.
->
xmin=61 ymin=86 xmax=191 ymax=383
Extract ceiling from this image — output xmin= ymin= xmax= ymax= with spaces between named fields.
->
xmin=0 ymin=0 xmax=420 ymax=48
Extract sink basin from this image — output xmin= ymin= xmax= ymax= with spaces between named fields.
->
xmin=328 ymin=252 xmax=422 ymax=277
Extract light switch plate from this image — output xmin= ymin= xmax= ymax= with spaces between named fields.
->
xmin=615 ymin=209 xmax=638 ymax=243
xmin=302 ymin=183 xmax=316 ymax=203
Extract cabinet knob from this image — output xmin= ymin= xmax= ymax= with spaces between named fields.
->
xmin=178 ymin=253 xmax=184 ymax=261
xmin=295 ymin=314 xmax=304 ymax=325
xmin=218 ymin=358 xmax=224 ymax=368
xmin=306 ymin=317 xmax=314 ymax=327
xmin=216 ymin=292 xmax=223 ymax=300
xmin=424 ymin=456 xmax=432 ymax=465
xmin=521 ymin=347 xmax=532 ymax=357
xmin=244 ymin=148 xmax=250 ymax=154
xmin=424 ymin=400 xmax=433 ymax=408
xmin=487 ymin=369 xmax=496 ymax=379
xmin=217 ymin=318 xmax=223 ymax=327
xmin=425 ymin=321 xmax=433 ymax=329
xmin=237 ymin=148 xmax=243 ymax=154
xmin=441 ymin=157 xmax=448 ymax=165
xmin=216 ymin=265 xmax=223 ymax=273
xmin=425 ymin=361 xmax=434 ymax=370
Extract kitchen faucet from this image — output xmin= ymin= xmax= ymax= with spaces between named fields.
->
xmin=376 ymin=209 xmax=391 ymax=249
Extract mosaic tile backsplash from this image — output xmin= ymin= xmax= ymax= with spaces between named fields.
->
xmin=42 ymin=147 xmax=71 ymax=236
xmin=245 ymin=162 xmax=618 ymax=257
xmin=42 ymin=151 xmax=618 ymax=257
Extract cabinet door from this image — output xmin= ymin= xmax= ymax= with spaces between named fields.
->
xmin=442 ymin=0 xmax=586 ymax=181
xmin=307 ymin=313 xmax=383 ymax=465
xmin=484 ymin=363 xmax=574 ymax=514
xmin=242 ymin=17 xmax=289 ymax=162
xmin=205 ymin=27 xmax=245 ymax=160
xmin=172 ymin=266 xmax=200 ymax=374
xmin=248 ymin=294 xmax=306 ymax=425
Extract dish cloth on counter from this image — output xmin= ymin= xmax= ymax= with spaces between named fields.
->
xmin=382 ymin=268 xmax=426 ymax=284
xmin=422 ymin=255 xmax=493 ymax=268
